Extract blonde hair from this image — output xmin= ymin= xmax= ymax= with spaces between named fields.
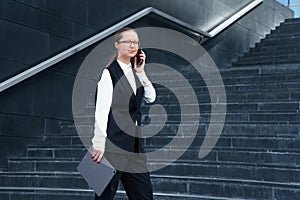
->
xmin=106 ymin=27 xmax=138 ymax=67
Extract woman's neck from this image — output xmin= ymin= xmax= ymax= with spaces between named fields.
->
xmin=117 ymin=56 xmax=131 ymax=65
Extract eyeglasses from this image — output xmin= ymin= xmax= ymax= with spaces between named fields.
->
xmin=118 ymin=40 xmax=140 ymax=47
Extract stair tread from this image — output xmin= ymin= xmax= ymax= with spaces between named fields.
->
xmin=0 ymin=187 xmax=244 ymax=200
xmin=7 ymin=158 xmax=300 ymax=170
xmin=0 ymin=173 xmax=299 ymax=188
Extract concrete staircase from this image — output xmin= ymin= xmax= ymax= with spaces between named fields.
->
xmin=233 ymin=18 xmax=300 ymax=66
xmin=145 ymin=65 xmax=300 ymax=199
xmin=1 ymin=18 xmax=300 ymax=199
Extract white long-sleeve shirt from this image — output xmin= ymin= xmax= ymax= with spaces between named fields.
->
xmin=92 ymin=60 xmax=156 ymax=151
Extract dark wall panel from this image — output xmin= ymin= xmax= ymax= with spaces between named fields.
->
xmin=113 ymin=0 xmax=149 ymax=9
xmin=87 ymin=0 xmax=133 ymax=30
xmin=0 ymin=0 xmax=4 ymax=18
xmin=0 ymin=113 xmax=44 ymax=138
xmin=0 ymin=58 xmax=29 ymax=82
xmin=5 ymin=0 xmax=95 ymax=41
xmin=0 ymin=19 xmax=49 ymax=65
xmin=47 ymin=34 xmax=73 ymax=59
xmin=0 ymin=77 xmax=35 ymax=116
xmin=14 ymin=0 xmax=150 ymax=27
xmin=42 ymin=0 xmax=89 ymax=26
xmin=3 ymin=0 xmax=74 ymax=40
xmin=15 ymin=0 xmax=89 ymax=26
xmin=44 ymin=118 xmax=66 ymax=134
xmin=0 ymin=68 xmax=75 ymax=121
xmin=0 ymin=18 xmax=75 ymax=65
xmin=33 ymin=70 xmax=75 ymax=120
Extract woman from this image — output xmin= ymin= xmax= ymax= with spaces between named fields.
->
xmin=91 ymin=27 xmax=156 ymax=200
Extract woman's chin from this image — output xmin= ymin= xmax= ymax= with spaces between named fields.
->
xmin=128 ymin=54 xmax=136 ymax=58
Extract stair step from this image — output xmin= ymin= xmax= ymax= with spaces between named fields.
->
xmin=215 ymin=149 xmax=300 ymax=164
xmin=152 ymin=66 xmax=300 ymax=81
xmin=266 ymin=31 xmax=300 ymax=40
xmin=142 ymin=92 xmax=297 ymax=103
xmin=152 ymin=80 xmax=300 ymax=94
xmin=151 ymin=75 xmax=298 ymax=87
xmin=52 ymin=122 xmax=300 ymax=136
xmin=156 ymin=62 xmax=300 ymax=78
xmin=73 ymin=112 xmax=300 ymax=125
xmin=225 ymin=93 xmax=292 ymax=102
xmin=142 ymin=102 xmax=300 ymax=113
xmin=28 ymin=135 xmax=300 ymax=156
xmin=150 ymin=68 xmax=258 ymax=79
xmin=8 ymin=159 xmax=80 ymax=172
xmin=146 ymin=148 xmax=300 ymax=165
xmin=256 ymin=41 xmax=300 ymax=50
xmin=284 ymin=18 xmax=300 ymax=24
xmin=145 ymin=136 xmax=300 ymax=150
xmin=248 ymin=45 xmax=284 ymax=53
xmin=0 ymin=173 xmax=87 ymax=189
xmin=42 ymin=122 xmax=300 ymax=139
xmin=0 ymin=173 xmax=299 ymax=199
xmin=0 ymin=188 xmax=94 ymax=200
xmin=228 ymin=63 xmax=300 ymax=74
xmin=245 ymin=48 xmax=300 ymax=58
xmin=152 ymin=72 xmax=300 ymax=85
xmin=233 ymin=58 xmax=300 ymax=66
xmin=237 ymin=55 xmax=300 ymax=64
xmin=156 ymin=82 xmax=300 ymax=94
xmin=262 ymin=34 xmax=300 ymax=43
xmin=238 ymin=52 xmax=300 ymax=61
xmin=95 ymin=90 xmax=300 ymax=104
xmin=155 ymin=90 xmax=299 ymax=103
xmin=41 ymin=134 xmax=300 ymax=149
xmin=158 ymin=159 xmax=300 ymax=170
xmin=247 ymin=45 xmax=300 ymax=56
xmin=0 ymin=187 xmax=246 ymax=200
xmin=258 ymin=36 xmax=300 ymax=46
xmin=7 ymin=157 xmax=300 ymax=171
xmin=42 ymin=135 xmax=90 ymax=146
xmin=254 ymin=40 xmax=300 ymax=49
xmin=151 ymin=175 xmax=300 ymax=200
xmin=150 ymin=162 xmax=300 ymax=183
xmin=149 ymin=112 xmax=300 ymax=123
xmin=26 ymin=147 xmax=86 ymax=159
xmin=273 ymin=24 xmax=300 ymax=33
xmin=23 ymin=145 xmax=300 ymax=165
xmin=220 ymin=123 xmax=300 ymax=137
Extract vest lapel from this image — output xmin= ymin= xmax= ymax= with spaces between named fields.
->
xmin=113 ymin=61 xmax=138 ymax=106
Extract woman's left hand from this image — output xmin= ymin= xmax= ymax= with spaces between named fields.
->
xmin=133 ymin=49 xmax=146 ymax=73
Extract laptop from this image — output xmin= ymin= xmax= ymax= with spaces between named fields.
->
xmin=77 ymin=149 xmax=117 ymax=196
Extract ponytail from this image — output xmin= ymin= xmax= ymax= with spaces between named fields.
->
xmin=106 ymin=52 xmax=118 ymax=67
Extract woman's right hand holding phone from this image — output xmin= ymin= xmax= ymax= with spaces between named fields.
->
xmin=134 ymin=49 xmax=146 ymax=73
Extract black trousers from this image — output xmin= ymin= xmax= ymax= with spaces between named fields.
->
xmin=95 ymin=170 xmax=153 ymax=200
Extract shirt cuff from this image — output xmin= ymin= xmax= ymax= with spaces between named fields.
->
xmin=92 ymin=135 xmax=106 ymax=151
xmin=135 ymin=70 xmax=151 ymax=86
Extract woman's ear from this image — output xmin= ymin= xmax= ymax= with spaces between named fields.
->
xmin=114 ymin=42 xmax=119 ymax=50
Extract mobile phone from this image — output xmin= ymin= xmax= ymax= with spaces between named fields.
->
xmin=135 ymin=48 xmax=143 ymax=67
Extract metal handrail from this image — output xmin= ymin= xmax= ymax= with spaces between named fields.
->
xmin=208 ymin=0 xmax=263 ymax=36
xmin=0 ymin=1 xmax=263 ymax=93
